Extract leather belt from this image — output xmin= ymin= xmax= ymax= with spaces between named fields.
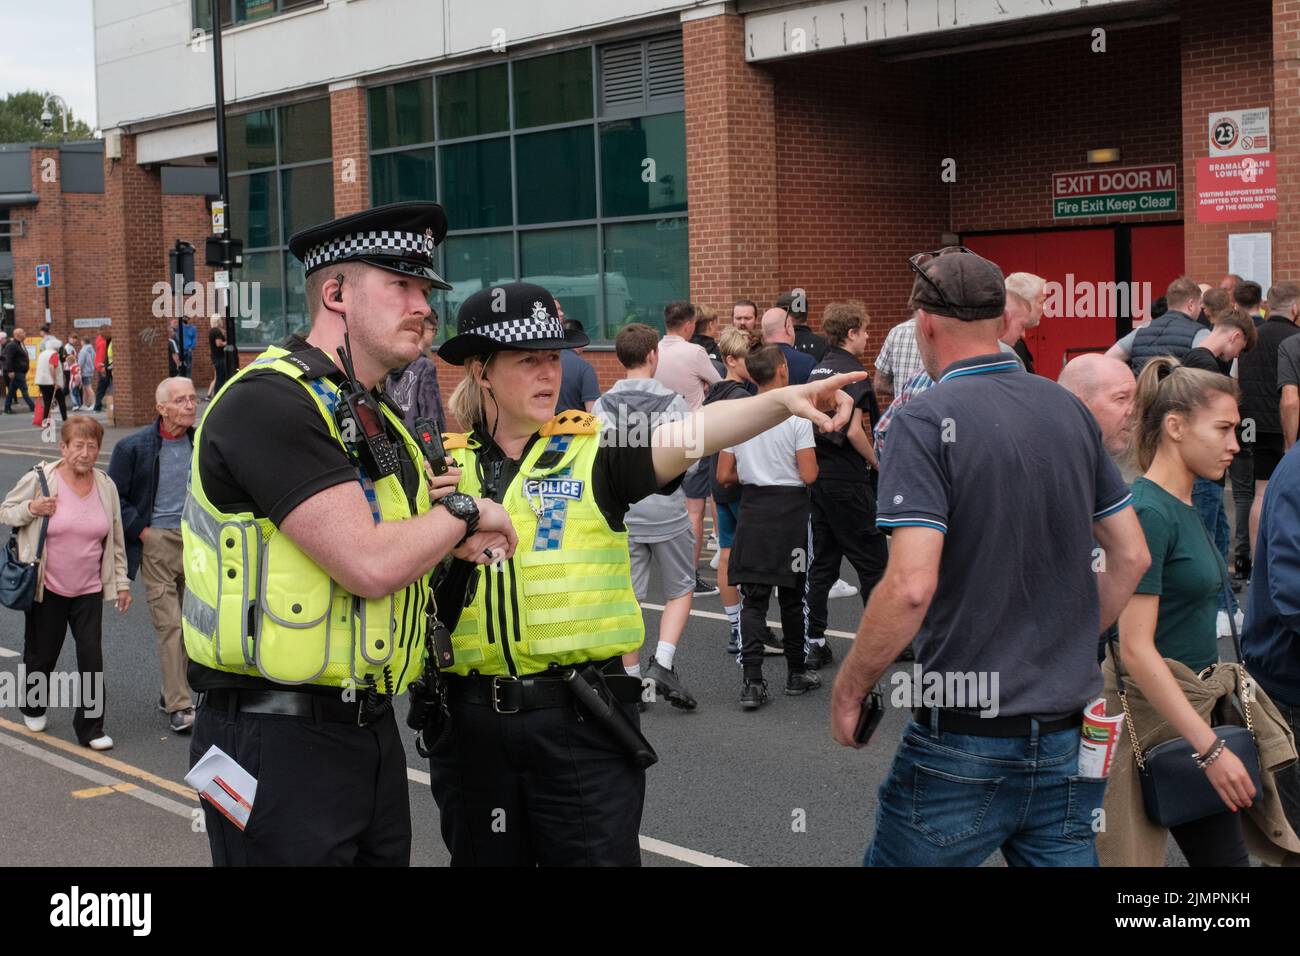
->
xmin=446 ymin=670 xmax=642 ymax=714
xmin=913 ymin=707 xmax=1082 ymax=738
xmin=202 ymin=688 xmax=391 ymax=727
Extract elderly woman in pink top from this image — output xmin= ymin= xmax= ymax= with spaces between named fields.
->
xmin=0 ymin=416 xmax=131 ymax=750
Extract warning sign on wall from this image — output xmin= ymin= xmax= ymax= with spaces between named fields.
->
xmin=1208 ymin=109 xmax=1269 ymax=156
xmin=1195 ymin=153 xmax=1277 ymax=222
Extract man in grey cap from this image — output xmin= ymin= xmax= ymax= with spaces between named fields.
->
xmin=831 ymin=246 xmax=1150 ymax=867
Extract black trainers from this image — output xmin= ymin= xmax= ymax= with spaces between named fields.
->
xmin=805 ymin=641 xmax=833 ymax=669
xmin=740 ymin=678 xmax=769 ymax=710
xmin=785 ymin=669 xmax=822 ymax=696
xmin=169 ymin=708 xmax=195 ymax=733
xmin=761 ymin=626 xmax=783 ymax=655
xmin=726 ymin=625 xmax=741 ymax=654
xmin=694 ymin=576 xmax=719 ymax=597
xmin=645 ymin=660 xmax=697 ymax=710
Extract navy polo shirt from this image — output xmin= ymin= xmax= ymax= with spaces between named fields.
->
xmin=875 ymin=353 xmax=1132 ymax=718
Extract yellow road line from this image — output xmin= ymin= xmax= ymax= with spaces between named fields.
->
xmin=70 ymin=782 xmax=138 ymax=799
xmin=0 ymin=717 xmax=195 ymax=800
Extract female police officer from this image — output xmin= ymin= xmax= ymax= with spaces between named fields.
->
xmin=424 ymin=282 xmax=863 ymax=865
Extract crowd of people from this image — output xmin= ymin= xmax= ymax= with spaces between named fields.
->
xmin=0 ymin=325 xmax=114 ymax=419
xmin=6 ymin=234 xmax=1300 ymax=868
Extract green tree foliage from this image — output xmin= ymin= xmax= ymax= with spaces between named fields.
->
xmin=0 ymin=91 xmax=94 ymax=143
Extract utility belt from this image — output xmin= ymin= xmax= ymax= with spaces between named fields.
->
xmin=912 ymin=707 xmax=1082 ymax=738
xmin=410 ymin=659 xmax=656 ymax=768
xmin=201 ymin=686 xmax=393 ymax=728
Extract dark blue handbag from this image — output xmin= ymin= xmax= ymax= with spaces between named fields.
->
xmin=0 ymin=467 xmax=50 ymax=612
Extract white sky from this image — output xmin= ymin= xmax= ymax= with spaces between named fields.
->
xmin=0 ymin=0 xmax=98 ymax=131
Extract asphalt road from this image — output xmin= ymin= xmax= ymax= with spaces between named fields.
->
xmin=0 ymin=406 xmax=1199 ymax=867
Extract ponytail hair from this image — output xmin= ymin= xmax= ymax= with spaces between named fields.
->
xmin=1132 ymin=356 xmax=1239 ymax=471
xmin=447 ymin=353 xmax=495 ymax=433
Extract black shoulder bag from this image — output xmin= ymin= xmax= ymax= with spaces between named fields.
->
xmin=1108 ymin=522 xmax=1262 ymax=828
xmin=0 ymin=466 xmax=51 ymax=612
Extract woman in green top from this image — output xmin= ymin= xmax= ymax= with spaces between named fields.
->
xmin=1109 ymin=356 xmax=1256 ymax=866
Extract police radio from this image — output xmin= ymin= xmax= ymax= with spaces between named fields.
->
xmin=334 ymin=326 xmax=401 ymax=479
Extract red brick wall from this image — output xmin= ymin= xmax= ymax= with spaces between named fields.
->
xmin=769 ymin=49 xmax=950 ymax=345
xmin=1182 ymin=0 xmax=1275 ymax=282
xmin=950 ymin=24 xmax=1183 ymax=233
xmin=12 ymin=149 xmax=70 ymax=338
xmin=1277 ymin=0 xmax=1300 ymax=273
xmin=683 ymin=13 xmax=780 ymax=316
xmin=331 ymin=84 xmax=370 ymax=217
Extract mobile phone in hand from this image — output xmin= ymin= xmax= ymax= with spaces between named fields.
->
xmin=854 ymin=686 xmax=886 ymax=745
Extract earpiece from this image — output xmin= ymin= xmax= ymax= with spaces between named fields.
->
xmin=333 ymin=274 xmax=344 ymax=303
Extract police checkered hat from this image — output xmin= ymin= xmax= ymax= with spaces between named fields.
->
xmin=438 ymin=282 xmax=588 ymax=366
xmin=287 ymin=201 xmax=451 ymax=289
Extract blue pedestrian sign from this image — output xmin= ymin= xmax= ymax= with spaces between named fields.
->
xmin=35 ymin=264 xmax=51 ymax=288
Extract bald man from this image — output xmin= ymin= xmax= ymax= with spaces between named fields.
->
xmin=761 ymin=307 xmax=815 ymax=384
xmin=1057 ymin=353 xmax=1137 ymax=459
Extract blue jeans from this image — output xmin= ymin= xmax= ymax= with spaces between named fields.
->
xmin=864 ymin=715 xmax=1106 ymax=866
xmin=1191 ymin=477 xmax=1236 ymax=612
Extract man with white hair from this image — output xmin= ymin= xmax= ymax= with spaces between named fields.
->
xmin=108 ymin=376 xmax=200 ymax=732
xmin=1005 ymin=272 xmax=1046 ymax=373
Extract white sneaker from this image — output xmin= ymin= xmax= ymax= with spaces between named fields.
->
xmin=87 ymin=735 xmax=114 ymax=751
xmin=829 ymin=578 xmax=858 ymax=600
xmin=22 ymin=714 xmax=47 ymax=732
xmin=708 ymin=534 xmax=719 ymax=552
xmin=709 ymin=549 xmax=721 ymax=570
xmin=1234 ymin=609 xmax=1245 ymax=631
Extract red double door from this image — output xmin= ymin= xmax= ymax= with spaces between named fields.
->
xmin=963 ymin=224 xmax=1184 ymax=380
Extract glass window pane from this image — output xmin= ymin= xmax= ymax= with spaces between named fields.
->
xmin=279 ymin=99 xmax=332 ymax=165
xmin=227 ymin=110 xmax=276 ymax=172
xmin=283 ymin=254 xmax=309 ymax=340
xmin=437 ymin=64 xmax=508 ymax=140
xmin=368 ymin=79 xmax=434 ymax=150
xmin=600 ymin=112 xmax=686 ymax=218
xmin=237 ymin=249 xmax=285 ymax=349
xmin=520 ymin=226 xmax=598 ymax=338
xmin=371 ymin=148 xmax=437 ymax=206
xmin=515 ymin=126 xmax=595 ymax=224
xmin=603 ymin=218 xmax=688 ymax=338
xmin=228 ymin=171 xmax=280 ymax=248
xmin=236 ymin=0 xmax=275 ymax=23
xmin=513 ymin=49 xmax=593 ymax=129
xmin=281 ymin=164 xmax=333 ymax=240
xmin=441 ymin=232 xmax=514 ymax=344
xmin=440 ymin=138 xmax=511 ymax=230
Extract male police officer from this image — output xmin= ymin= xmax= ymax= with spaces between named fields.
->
xmin=423 ymin=282 xmax=864 ymax=865
xmin=182 ymin=202 xmax=516 ymax=866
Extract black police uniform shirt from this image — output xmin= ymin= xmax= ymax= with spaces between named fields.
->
xmin=793 ymin=324 xmax=828 ymax=362
xmin=190 ymin=333 xmax=679 ymax=691
xmin=806 ymin=345 xmax=880 ymax=483
xmin=188 ymin=333 xmax=426 ymax=694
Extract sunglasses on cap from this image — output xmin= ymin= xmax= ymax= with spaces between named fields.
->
xmin=907 ymin=244 xmax=976 ymax=316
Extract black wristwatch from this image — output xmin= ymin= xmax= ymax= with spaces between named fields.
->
xmin=438 ymin=492 xmax=480 ymax=544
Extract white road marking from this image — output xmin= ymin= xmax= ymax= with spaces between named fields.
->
xmin=0 ymin=730 xmax=196 ymax=820
xmin=639 ymin=602 xmax=857 ymax=640
xmin=0 ymin=647 xmax=19 ymax=658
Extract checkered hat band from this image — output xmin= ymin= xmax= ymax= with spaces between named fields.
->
xmin=482 ymin=315 xmax=566 ymax=344
xmin=303 ymin=230 xmax=432 ymax=271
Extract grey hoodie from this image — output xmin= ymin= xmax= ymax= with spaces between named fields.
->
xmin=592 ymin=378 xmax=691 ymax=543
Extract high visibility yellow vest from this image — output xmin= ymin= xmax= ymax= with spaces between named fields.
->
xmin=181 ymin=344 xmax=431 ymax=696
xmin=444 ymin=412 xmax=644 ymax=677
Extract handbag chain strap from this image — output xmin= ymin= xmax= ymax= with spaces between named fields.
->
xmin=1106 ymin=501 xmax=1256 ymax=773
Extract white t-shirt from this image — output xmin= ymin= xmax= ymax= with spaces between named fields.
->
xmin=726 ymin=417 xmax=816 ymax=487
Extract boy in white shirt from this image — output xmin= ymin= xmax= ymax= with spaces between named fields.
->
xmin=716 ymin=345 xmax=820 ymax=709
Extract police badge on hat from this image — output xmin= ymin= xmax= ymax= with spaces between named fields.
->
xmin=438 ymin=282 xmax=589 ymax=366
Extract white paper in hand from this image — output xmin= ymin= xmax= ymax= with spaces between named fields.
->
xmin=185 ymin=745 xmax=259 ymax=831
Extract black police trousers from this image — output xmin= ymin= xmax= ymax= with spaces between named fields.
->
xmin=190 ymin=700 xmax=411 ymax=866
xmin=426 ymin=690 xmax=646 ymax=866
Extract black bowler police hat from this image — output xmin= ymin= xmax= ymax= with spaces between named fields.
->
xmin=438 ymin=282 xmax=588 ymax=366
xmin=287 ymin=201 xmax=451 ymax=289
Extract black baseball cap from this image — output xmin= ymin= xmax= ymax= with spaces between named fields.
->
xmin=909 ymin=250 xmax=1006 ymax=322
xmin=775 ymin=291 xmax=808 ymax=318
xmin=438 ymin=282 xmax=588 ymax=366
xmin=288 ymin=201 xmax=451 ymax=289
